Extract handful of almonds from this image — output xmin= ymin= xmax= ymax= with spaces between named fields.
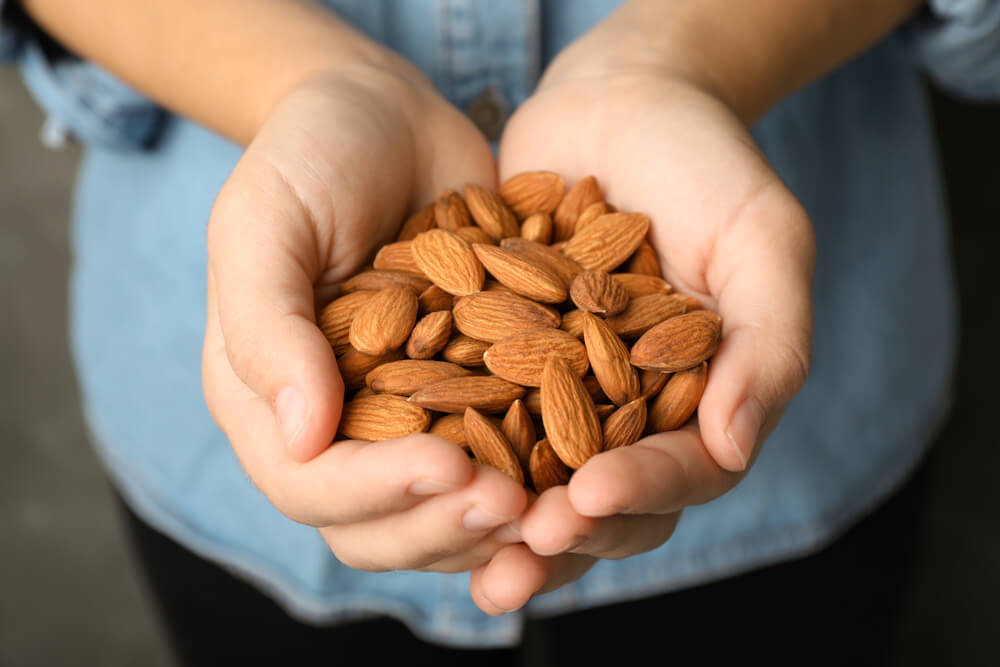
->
xmin=319 ymin=172 xmax=721 ymax=493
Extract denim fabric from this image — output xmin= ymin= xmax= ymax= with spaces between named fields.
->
xmin=5 ymin=0 xmax=995 ymax=648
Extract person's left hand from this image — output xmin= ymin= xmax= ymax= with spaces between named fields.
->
xmin=467 ymin=11 xmax=816 ymax=615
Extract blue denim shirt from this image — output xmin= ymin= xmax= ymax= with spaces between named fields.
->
xmin=4 ymin=0 xmax=999 ymax=648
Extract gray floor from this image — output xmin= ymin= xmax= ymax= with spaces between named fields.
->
xmin=2 ymin=65 xmax=1000 ymax=666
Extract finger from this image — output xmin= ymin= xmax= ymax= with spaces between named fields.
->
xmin=567 ymin=425 xmax=741 ymax=518
xmin=469 ymin=545 xmax=596 ymax=615
xmin=203 ymin=287 xmax=475 ymax=526
xmin=698 ymin=181 xmax=816 ymax=471
xmin=319 ymin=465 xmax=527 ymax=571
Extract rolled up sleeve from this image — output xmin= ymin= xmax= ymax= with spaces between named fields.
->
xmin=904 ymin=0 xmax=1000 ymax=100
xmin=1 ymin=0 xmax=164 ymax=149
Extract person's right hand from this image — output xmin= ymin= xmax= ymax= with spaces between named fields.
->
xmin=201 ymin=61 xmax=528 ymax=573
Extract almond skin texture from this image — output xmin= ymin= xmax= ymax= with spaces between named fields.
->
xmin=581 ymin=312 xmax=640 ymax=407
xmin=454 ymin=225 xmax=496 ymax=246
xmin=611 ymin=273 xmax=673 ymax=298
xmin=603 ymin=398 xmax=648 ymax=450
xmin=417 ymin=284 xmax=454 ymax=313
xmin=338 ymin=347 xmax=406 ymax=393
xmin=338 ymin=394 xmax=431 ymax=441
xmin=562 ymin=212 xmax=650 ymax=272
xmin=373 ymin=241 xmax=427 ymax=277
xmin=409 ymin=375 xmax=526 ymax=414
xmin=630 ymin=311 xmax=723 ymax=372
xmin=428 ymin=413 xmax=470 ymax=450
xmin=464 ymin=407 xmax=525 ymax=484
xmin=500 ymin=237 xmax=584 ymax=286
xmin=639 ymin=368 xmax=671 ymax=399
xmin=541 ymin=357 xmax=603 ymax=469
xmin=441 ymin=334 xmax=491 ymax=367
xmin=339 ymin=269 xmax=431 ymax=296
xmin=502 ymin=399 xmax=536 ymax=471
xmin=499 ymin=171 xmax=566 ymax=219
xmin=484 ymin=328 xmax=589 ymax=387
xmin=559 ymin=309 xmax=587 ymax=340
xmin=406 ymin=310 xmax=453 ymax=359
xmin=395 ymin=203 xmax=437 ymax=242
xmin=319 ymin=291 xmax=376 ymax=356
xmin=520 ymin=212 xmax=553 ymax=244
xmin=464 ymin=184 xmax=520 ymax=240
xmin=365 ymin=359 xmax=471 ymax=395
xmin=349 ymin=286 xmax=418 ymax=356
xmin=433 ymin=189 xmax=471 ymax=231
xmin=523 ymin=374 xmax=606 ymax=416
xmin=648 ymin=362 xmax=708 ymax=433
xmin=605 ymin=293 xmax=688 ymax=339
xmin=529 ymin=438 xmax=572 ymax=493
xmin=411 ymin=229 xmax=485 ymax=296
xmin=552 ymin=175 xmax=603 ymax=242
xmin=452 ymin=291 xmax=560 ymax=343
xmin=574 ymin=201 xmax=609 ymax=235
xmin=570 ymin=270 xmax=629 ymax=316
xmin=472 ymin=244 xmax=567 ymax=303
xmin=626 ymin=240 xmax=664 ymax=277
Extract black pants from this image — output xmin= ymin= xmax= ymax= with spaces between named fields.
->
xmin=116 ymin=461 xmax=928 ymax=667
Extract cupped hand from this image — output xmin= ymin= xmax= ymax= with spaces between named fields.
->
xmin=469 ymin=25 xmax=816 ymax=612
xmin=202 ymin=65 xmax=528 ymax=574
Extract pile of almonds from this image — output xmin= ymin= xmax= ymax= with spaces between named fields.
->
xmin=319 ymin=172 xmax=721 ymax=493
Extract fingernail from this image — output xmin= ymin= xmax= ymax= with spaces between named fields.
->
xmin=463 ymin=505 xmax=511 ymax=532
xmin=408 ymin=478 xmax=462 ymax=496
xmin=275 ymin=386 xmax=308 ymax=450
xmin=493 ymin=520 xmax=522 ymax=543
xmin=726 ymin=398 xmax=763 ymax=471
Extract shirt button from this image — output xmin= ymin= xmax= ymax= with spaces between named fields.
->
xmin=466 ymin=86 xmax=509 ymax=142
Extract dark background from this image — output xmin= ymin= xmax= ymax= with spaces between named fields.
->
xmin=1 ymin=67 xmax=998 ymax=665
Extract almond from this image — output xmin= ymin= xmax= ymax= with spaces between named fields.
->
xmin=452 ymin=291 xmax=560 ymax=342
xmin=559 ymin=309 xmax=587 ymax=340
xmin=338 ymin=347 xmax=406 ymax=393
xmin=339 ymin=269 xmax=431 ymax=296
xmin=498 ymin=171 xmax=566 ymax=219
xmin=464 ymin=184 xmax=520 ymax=240
xmin=648 ymin=362 xmax=708 ymax=432
xmin=529 ymin=438 xmax=572 ymax=493
xmin=411 ymin=229 xmax=485 ymax=296
xmin=433 ymin=188 xmax=471 ymax=231
xmin=441 ymin=334 xmax=491 ymax=367
xmin=570 ymin=270 xmax=629 ymax=315
xmin=500 ymin=237 xmax=584 ymax=286
xmin=581 ymin=312 xmax=640 ymax=406
xmin=594 ymin=404 xmax=617 ymax=420
xmin=365 ymin=359 xmax=471 ymax=395
xmin=406 ymin=310 xmax=453 ymax=359
xmin=630 ymin=311 xmax=722 ymax=372
xmin=372 ymin=241 xmax=426 ymax=277
xmin=520 ymin=212 xmax=552 ymax=244
xmin=417 ymin=284 xmax=454 ymax=313
xmin=396 ymin=203 xmax=437 ymax=242
xmin=428 ymin=413 xmax=471 ymax=450
xmin=602 ymin=398 xmax=648 ymax=450
xmin=562 ymin=212 xmax=649 ymax=272
xmin=454 ymin=225 xmax=496 ymax=246
xmin=541 ymin=357 xmax=602 ymax=469
xmin=611 ymin=273 xmax=672 ymax=298
xmin=626 ymin=240 xmax=663 ymax=277
xmin=522 ymin=374 xmax=606 ymax=416
xmin=574 ymin=201 xmax=609 ymax=235
xmin=501 ymin=399 xmax=535 ymax=471
xmin=338 ymin=393 xmax=430 ymax=441
xmin=552 ymin=175 xmax=603 ymax=241
xmin=349 ymin=286 xmax=418 ymax=356
xmin=464 ymin=407 xmax=525 ymax=484
xmin=484 ymin=328 xmax=589 ymax=387
xmin=318 ymin=291 xmax=376 ymax=356
xmin=639 ymin=368 xmax=671 ymax=399
xmin=409 ymin=375 xmax=526 ymax=414
xmin=472 ymin=244 xmax=567 ymax=303
xmin=604 ymin=293 xmax=688 ymax=339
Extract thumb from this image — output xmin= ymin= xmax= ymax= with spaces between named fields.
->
xmin=206 ymin=175 xmax=344 ymax=463
xmin=697 ymin=184 xmax=816 ymax=472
